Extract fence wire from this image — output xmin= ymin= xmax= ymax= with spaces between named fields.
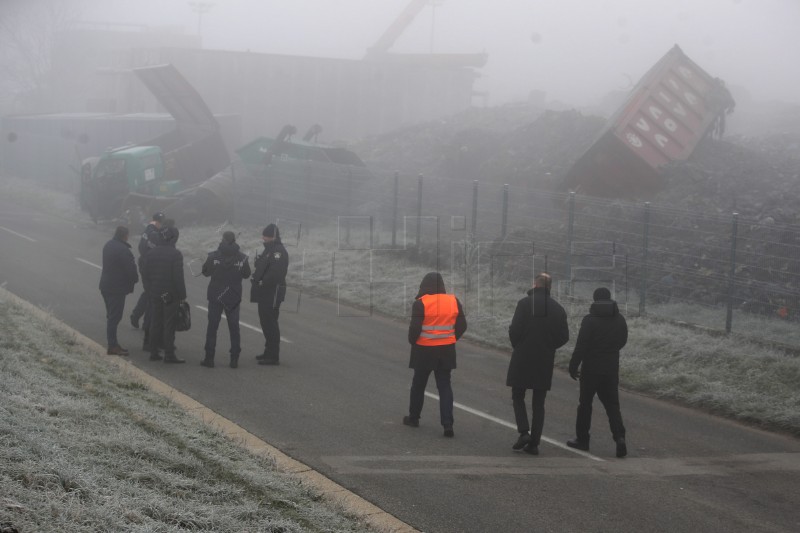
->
xmin=228 ymin=162 xmax=800 ymax=350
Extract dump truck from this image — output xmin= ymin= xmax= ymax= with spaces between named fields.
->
xmin=564 ymin=44 xmax=735 ymax=198
xmin=80 ymin=64 xmax=231 ymax=223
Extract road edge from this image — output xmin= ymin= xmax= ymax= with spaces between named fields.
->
xmin=1 ymin=286 xmax=418 ymax=533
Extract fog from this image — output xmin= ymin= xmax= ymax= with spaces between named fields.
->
xmin=81 ymin=0 xmax=800 ymax=106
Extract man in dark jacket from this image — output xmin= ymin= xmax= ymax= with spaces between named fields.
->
xmin=99 ymin=226 xmax=139 ymax=356
xmin=250 ymin=224 xmax=288 ymax=365
xmin=403 ymin=272 xmax=467 ymax=437
xmin=506 ymin=273 xmax=569 ymax=455
xmin=130 ymin=212 xmax=165 ymax=333
xmin=142 ymin=223 xmax=186 ymax=363
xmin=567 ymin=287 xmax=629 ymax=457
xmin=201 ymin=231 xmax=251 ymax=369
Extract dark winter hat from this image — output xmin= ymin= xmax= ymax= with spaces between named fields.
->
xmin=263 ymin=224 xmax=280 ymax=238
xmin=222 ymin=230 xmax=236 ymax=244
xmin=416 ymin=272 xmax=446 ymax=299
xmin=152 ymin=212 xmax=166 ymax=222
xmin=593 ymin=287 xmax=612 ymax=301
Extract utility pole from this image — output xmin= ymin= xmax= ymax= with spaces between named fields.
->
xmin=428 ymin=0 xmax=444 ymax=53
xmin=188 ymin=1 xmax=214 ymax=40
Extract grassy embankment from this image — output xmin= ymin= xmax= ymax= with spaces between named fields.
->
xmin=0 ymin=295 xmax=383 ymax=532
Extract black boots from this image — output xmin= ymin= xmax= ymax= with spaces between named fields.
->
xmin=566 ymin=438 xmax=590 ymax=451
xmin=163 ymin=353 xmax=186 ymax=364
xmin=200 ymin=356 xmax=214 ymax=368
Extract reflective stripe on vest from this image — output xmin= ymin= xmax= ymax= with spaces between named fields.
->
xmin=416 ymin=293 xmax=458 ymax=346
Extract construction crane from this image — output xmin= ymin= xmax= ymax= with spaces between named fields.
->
xmin=364 ymin=0 xmax=487 ymax=68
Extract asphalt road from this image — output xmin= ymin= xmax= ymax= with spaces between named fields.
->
xmin=1 ymin=198 xmax=799 ymax=533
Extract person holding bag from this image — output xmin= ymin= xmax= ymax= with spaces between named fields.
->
xmin=201 ymin=231 xmax=251 ymax=368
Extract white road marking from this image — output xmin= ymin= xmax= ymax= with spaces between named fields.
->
xmin=195 ymin=305 xmax=293 ymax=343
xmin=425 ymin=391 xmax=605 ymax=462
xmin=76 ymin=257 xmax=102 ymax=269
xmin=0 ymin=225 xmax=36 ymax=242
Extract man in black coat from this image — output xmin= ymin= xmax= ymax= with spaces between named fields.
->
xmin=130 ymin=212 xmax=165 ymax=341
xmin=201 ymin=231 xmax=251 ymax=369
xmin=250 ymin=224 xmax=288 ymax=365
xmin=403 ymin=272 xmax=467 ymax=437
xmin=506 ymin=273 xmax=569 ymax=455
xmin=141 ymin=224 xmax=187 ymax=363
xmin=99 ymin=226 xmax=139 ymax=356
xmin=567 ymin=287 xmax=629 ymax=457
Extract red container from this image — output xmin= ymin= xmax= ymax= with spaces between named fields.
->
xmin=565 ymin=45 xmax=734 ymax=198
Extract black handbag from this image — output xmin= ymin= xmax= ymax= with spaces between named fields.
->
xmin=175 ymin=301 xmax=191 ymax=332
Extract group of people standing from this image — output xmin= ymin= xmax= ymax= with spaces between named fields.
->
xmin=102 ymin=218 xmax=628 ymax=457
xmin=99 ymin=215 xmax=288 ymax=369
xmin=403 ymin=271 xmax=629 ymax=457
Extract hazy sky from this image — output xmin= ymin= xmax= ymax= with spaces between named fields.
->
xmin=84 ymin=0 xmax=800 ymax=106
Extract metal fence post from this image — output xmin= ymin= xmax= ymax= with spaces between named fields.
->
xmin=391 ymin=171 xmax=399 ymax=248
xmin=565 ymin=191 xmax=575 ymax=293
xmin=639 ymin=201 xmax=651 ymax=315
xmin=725 ymin=212 xmax=739 ymax=333
xmin=416 ymin=173 xmax=423 ymax=248
xmin=471 ymin=180 xmax=478 ymax=239
xmin=345 ymin=168 xmax=352 ymax=245
xmin=501 ymin=183 xmax=509 ymax=240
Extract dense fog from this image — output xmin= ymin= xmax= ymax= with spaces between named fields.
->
xmin=73 ymin=0 xmax=800 ymax=106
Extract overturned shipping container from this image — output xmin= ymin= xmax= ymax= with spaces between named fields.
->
xmin=565 ymin=45 xmax=735 ymax=198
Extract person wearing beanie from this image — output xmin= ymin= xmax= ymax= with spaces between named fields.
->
xmin=250 ymin=223 xmax=289 ymax=365
xmin=505 ymin=272 xmax=569 ymax=455
xmin=99 ymin=225 xmax=139 ymax=356
xmin=403 ymin=272 xmax=467 ymax=437
xmin=567 ymin=286 xmax=629 ymax=458
xmin=201 ymin=231 xmax=251 ymax=368
xmin=141 ymin=219 xmax=187 ymax=364
xmin=130 ymin=212 xmax=166 ymax=344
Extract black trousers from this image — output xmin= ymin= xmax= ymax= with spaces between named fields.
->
xmin=257 ymin=300 xmax=280 ymax=360
xmin=512 ymin=387 xmax=548 ymax=446
xmin=149 ymin=296 xmax=178 ymax=356
xmin=575 ymin=373 xmax=626 ymax=442
xmin=204 ymin=300 xmax=241 ymax=359
xmin=409 ymin=367 xmax=454 ymax=427
xmin=101 ymin=291 xmax=126 ymax=348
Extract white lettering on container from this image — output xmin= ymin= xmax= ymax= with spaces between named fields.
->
xmin=636 ymin=118 xmax=650 ymax=131
xmin=678 ymin=66 xmax=693 ymax=79
xmin=649 ymin=106 xmax=663 ymax=120
xmin=655 ymin=134 xmax=669 ymax=148
xmin=664 ymin=118 xmax=678 ymax=132
xmin=626 ymin=132 xmax=643 ymax=148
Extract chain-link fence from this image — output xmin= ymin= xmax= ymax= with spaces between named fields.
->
xmin=227 ymin=162 xmax=800 ymax=349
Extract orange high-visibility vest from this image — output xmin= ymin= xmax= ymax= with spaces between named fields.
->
xmin=416 ymin=293 xmax=458 ymax=346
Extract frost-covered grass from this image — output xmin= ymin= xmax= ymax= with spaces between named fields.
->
xmin=0 ymin=299 xmax=379 ymax=532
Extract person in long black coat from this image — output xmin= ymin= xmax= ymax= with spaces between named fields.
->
xmin=99 ymin=226 xmax=139 ymax=355
xmin=403 ymin=272 xmax=467 ymax=437
xmin=567 ymin=287 xmax=629 ymax=458
xmin=250 ymin=224 xmax=288 ymax=365
xmin=201 ymin=231 xmax=251 ymax=369
xmin=506 ymin=273 xmax=569 ymax=455
xmin=142 ymin=224 xmax=186 ymax=363
xmin=130 ymin=212 xmax=165 ymax=339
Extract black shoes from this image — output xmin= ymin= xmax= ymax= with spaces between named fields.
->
xmin=443 ymin=426 xmax=454 ymax=438
xmin=163 ymin=354 xmax=186 ymax=364
xmin=107 ymin=345 xmax=129 ymax=356
xmin=512 ymin=433 xmax=532 ymax=451
xmin=130 ymin=314 xmax=140 ymax=329
xmin=566 ymin=438 xmax=590 ymax=451
xmin=402 ymin=416 xmax=419 ymax=428
xmin=258 ymin=358 xmax=279 ymax=365
xmin=200 ymin=358 xmax=214 ymax=368
xmin=523 ymin=443 xmax=539 ymax=455
xmin=616 ymin=438 xmax=628 ymax=458
xmin=230 ymin=356 xmax=239 ymax=369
